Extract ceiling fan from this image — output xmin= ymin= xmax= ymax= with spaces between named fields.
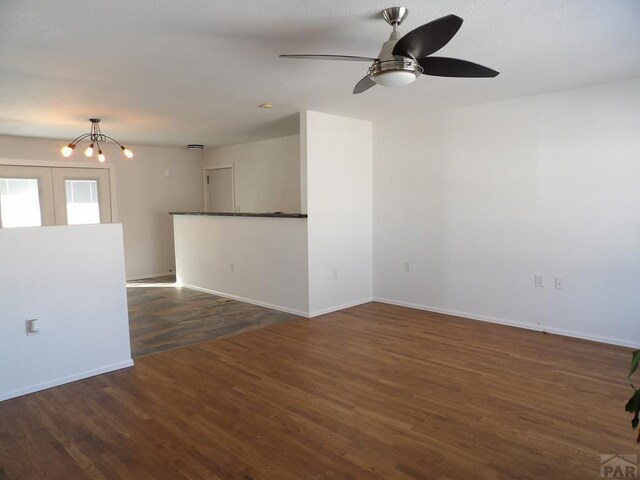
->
xmin=280 ymin=7 xmax=499 ymax=94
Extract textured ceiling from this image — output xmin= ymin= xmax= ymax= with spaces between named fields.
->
xmin=0 ymin=0 xmax=639 ymax=147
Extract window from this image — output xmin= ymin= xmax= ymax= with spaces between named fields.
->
xmin=65 ymin=179 xmax=100 ymax=225
xmin=0 ymin=178 xmax=42 ymax=228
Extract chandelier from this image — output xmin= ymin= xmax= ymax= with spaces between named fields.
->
xmin=61 ymin=118 xmax=133 ymax=162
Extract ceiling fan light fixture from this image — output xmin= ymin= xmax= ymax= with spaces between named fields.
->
xmin=369 ymin=58 xmax=422 ymax=88
xmin=373 ymin=69 xmax=417 ymax=87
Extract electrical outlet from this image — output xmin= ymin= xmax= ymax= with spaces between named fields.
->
xmin=229 ymin=262 xmax=235 ymax=272
xmin=535 ymin=274 xmax=544 ymax=288
xmin=555 ymin=277 xmax=564 ymax=290
xmin=404 ymin=261 xmax=411 ymax=272
xmin=332 ymin=268 xmax=338 ymax=279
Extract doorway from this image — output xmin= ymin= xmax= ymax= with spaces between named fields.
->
xmin=204 ymin=166 xmax=234 ymax=213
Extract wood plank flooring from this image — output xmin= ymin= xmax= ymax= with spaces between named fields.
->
xmin=0 ymin=302 xmax=634 ymax=479
xmin=127 ymin=276 xmax=299 ymax=357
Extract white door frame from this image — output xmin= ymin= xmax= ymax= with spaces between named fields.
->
xmin=203 ymin=165 xmax=235 ymax=212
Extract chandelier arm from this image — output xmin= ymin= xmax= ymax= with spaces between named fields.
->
xmin=69 ymin=133 xmax=92 ymax=146
xmin=102 ymin=135 xmax=126 ymax=148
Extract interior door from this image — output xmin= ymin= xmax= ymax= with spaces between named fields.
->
xmin=51 ymin=168 xmax=112 ymax=225
xmin=0 ymin=165 xmax=55 ymax=227
xmin=207 ymin=168 xmax=234 ymax=212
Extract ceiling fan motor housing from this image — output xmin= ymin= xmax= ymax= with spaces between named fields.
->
xmin=371 ymin=11 xmax=422 ymax=87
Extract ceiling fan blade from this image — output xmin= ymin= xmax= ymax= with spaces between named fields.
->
xmin=353 ymin=76 xmax=376 ymax=94
xmin=393 ymin=14 xmax=463 ymax=59
xmin=418 ymin=57 xmax=499 ymax=77
xmin=279 ymin=54 xmax=377 ymax=62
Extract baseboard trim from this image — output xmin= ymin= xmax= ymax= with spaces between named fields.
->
xmin=309 ymin=298 xmax=374 ymax=318
xmin=373 ymin=297 xmax=640 ymax=349
xmin=126 ymin=272 xmax=173 ymax=281
xmin=181 ymin=283 xmax=309 ymax=317
xmin=0 ymin=359 xmax=135 ymax=402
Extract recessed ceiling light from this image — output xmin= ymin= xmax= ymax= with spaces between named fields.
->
xmin=259 ymin=103 xmax=273 ymax=109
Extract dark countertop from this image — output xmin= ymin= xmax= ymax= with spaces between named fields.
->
xmin=170 ymin=212 xmax=308 ymax=218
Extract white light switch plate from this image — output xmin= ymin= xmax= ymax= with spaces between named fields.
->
xmin=26 ymin=318 xmax=39 ymax=335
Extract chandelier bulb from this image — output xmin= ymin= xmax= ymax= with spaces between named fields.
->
xmin=61 ymin=144 xmax=75 ymax=157
xmin=84 ymin=144 xmax=94 ymax=157
xmin=121 ymin=146 xmax=133 ymax=158
xmin=98 ymin=149 xmax=106 ymax=163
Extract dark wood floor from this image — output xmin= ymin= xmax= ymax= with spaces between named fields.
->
xmin=127 ymin=276 xmax=299 ymax=357
xmin=0 ymin=303 xmax=633 ymax=479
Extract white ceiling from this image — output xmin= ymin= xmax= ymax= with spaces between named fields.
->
xmin=1 ymin=0 xmax=639 ymax=148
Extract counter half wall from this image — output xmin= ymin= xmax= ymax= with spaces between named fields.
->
xmin=172 ymin=214 xmax=309 ymax=316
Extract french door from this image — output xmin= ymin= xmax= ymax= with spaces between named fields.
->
xmin=51 ymin=168 xmax=111 ymax=225
xmin=0 ymin=166 xmax=55 ymax=227
xmin=0 ymin=165 xmax=111 ymax=228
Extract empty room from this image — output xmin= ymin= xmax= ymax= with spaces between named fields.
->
xmin=1 ymin=1 xmax=639 ymax=479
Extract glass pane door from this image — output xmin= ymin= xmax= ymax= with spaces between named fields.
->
xmin=0 ymin=166 xmax=55 ymax=228
xmin=0 ymin=178 xmax=42 ymax=227
xmin=65 ymin=179 xmax=100 ymax=225
xmin=51 ymin=168 xmax=111 ymax=225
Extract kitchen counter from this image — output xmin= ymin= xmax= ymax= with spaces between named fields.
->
xmin=170 ymin=212 xmax=307 ymax=218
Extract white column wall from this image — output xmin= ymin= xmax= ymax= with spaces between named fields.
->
xmin=303 ymin=111 xmax=373 ymax=316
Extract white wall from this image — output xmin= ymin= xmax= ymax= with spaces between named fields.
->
xmin=204 ymin=135 xmax=301 ymax=214
xmin=373 ymin=78 xmax=640 ymax=347
xmin=173 ymin=215 xmax=309 ymax=315
xmin=0 ymin=135 xmax=204 ymax=279
xmin=303 ymin=111 xmax=373 ymax=316
xmin=0 ymin=224 xmax=132 ymax=401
